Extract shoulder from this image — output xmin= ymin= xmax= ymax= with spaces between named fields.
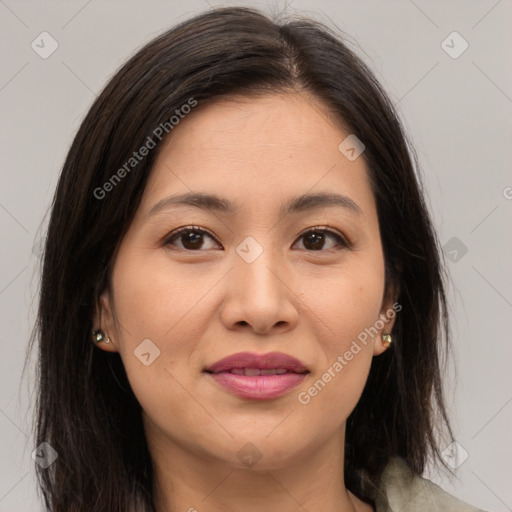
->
xmin=371 ymin=456 xmax=490 ymax=512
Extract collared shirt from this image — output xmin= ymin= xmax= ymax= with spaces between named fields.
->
xmin=367 ymin=456 xmax=489 ymax=511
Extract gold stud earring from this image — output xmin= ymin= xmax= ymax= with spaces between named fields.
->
xmin=382 ymin=331 xmax=392 ymax=347
xmin=93 ymin=307 xmax=110 ymax=344
xmin=92 ymin=329 xmax=110 ymax=344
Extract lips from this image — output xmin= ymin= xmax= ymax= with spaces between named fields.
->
xmin=204 ymin=351 xmax=309 ymax=375
xmin=204 ymin=351 xmax=309 ymax=400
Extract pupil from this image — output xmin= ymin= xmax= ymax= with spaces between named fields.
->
xmin=183 ymin=231 xmax=202 ymax=249
xmin=179 ymin=230 xmax=327 ymax=251
xmin=305 ymin=232 xmax=324 ymax=250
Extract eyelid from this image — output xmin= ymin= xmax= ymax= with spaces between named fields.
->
xmin=163 ymin=225 xmax=220 ymax=246
xmin=297 ymin=225 xmax=352 ymax=249
xmin=163 ymin=224 xmax=351 ymax=250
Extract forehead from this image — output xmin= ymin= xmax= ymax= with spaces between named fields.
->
xmin=138 ymin=92 xmax=376 ymax=223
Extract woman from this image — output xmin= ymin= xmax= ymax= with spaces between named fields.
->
xmin=27 ymin=6 xmax=488 ymax=512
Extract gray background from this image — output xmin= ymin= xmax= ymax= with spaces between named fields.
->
xmin=1 ymin=1 xmax=511 ymax=511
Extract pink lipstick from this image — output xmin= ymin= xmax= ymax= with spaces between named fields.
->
xmin=204 ymin=351 xmax=309 ymax=400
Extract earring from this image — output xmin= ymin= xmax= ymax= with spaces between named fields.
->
xmin=92 ymin=329 xmax=110 ymax=344
xmin=382 ymin=331 xmax=392 ymax=347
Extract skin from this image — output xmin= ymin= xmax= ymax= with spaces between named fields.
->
xmin=94 ymin=91 xmax=398 ymax=512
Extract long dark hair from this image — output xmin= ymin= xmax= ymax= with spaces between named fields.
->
xmin=26 ymin=6 xmax=454 ymax=511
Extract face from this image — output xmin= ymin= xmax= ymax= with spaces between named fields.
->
xmin=95 ymin=91 xmax=397 ymax=471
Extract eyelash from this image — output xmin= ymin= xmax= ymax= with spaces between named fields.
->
xmin=163 ymin=225 xmax=351 ymax=252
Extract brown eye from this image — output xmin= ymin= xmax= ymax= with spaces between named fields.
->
xmin=164 ymin=226 xmax=220 ymax=251
xmin=294 ymin=228 xmax=350 ymax=251
xmin=164 ymin=225 xmax=350 ymax=252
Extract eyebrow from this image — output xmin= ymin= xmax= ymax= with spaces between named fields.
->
xmin=146 ymin=191 xmax=362 ymax=220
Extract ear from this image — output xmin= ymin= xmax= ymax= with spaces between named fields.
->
xmin=92 ymin=287 xmax=119 ymax=353
xmin=373 ymin=281 xmax=401 ymax=356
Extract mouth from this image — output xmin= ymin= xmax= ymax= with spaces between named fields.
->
xmin=205 ymin=368 xmax=308 ymax=376
xmin=204 ymin=351 xmax=309 ymax=375
xmin=203 ymin=351 xmax=310 ymax=400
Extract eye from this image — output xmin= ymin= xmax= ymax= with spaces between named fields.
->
xmin=163 ymin=225 xmax=350 ymax=252
xmin=293 ymin=226 xmax=350 ymax=251
xmin=164 ymin=226 xmax=220 ymax=251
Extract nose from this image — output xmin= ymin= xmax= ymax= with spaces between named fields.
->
xmin=219 ymin=243 xmax=300 ymax=335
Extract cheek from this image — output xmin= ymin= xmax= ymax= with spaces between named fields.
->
xmin=108 ymin=251 xmax=217 ymax=405
xmin=295 ymin=254 xmax=384 ymax=412
xmin=111 ymin=247 xmax=218 ymax=341
xmin=301 ymin=252 xmax=385 ymax=347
